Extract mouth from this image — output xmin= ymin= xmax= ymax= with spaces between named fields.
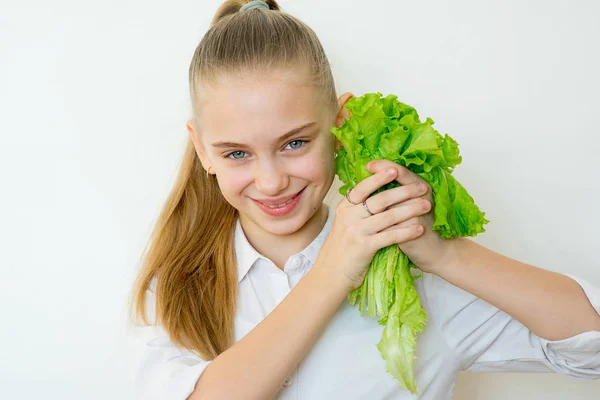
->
xmin=258 ymin=196 xmax=297 ymax=209
xmin=254 ymin=188 xmax=305 ymax=207
xmin=252 ymin=187 xmax=306 ymax=216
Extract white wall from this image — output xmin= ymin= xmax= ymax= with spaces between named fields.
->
xmin=1 ymin=0 xmax=598 ymax=399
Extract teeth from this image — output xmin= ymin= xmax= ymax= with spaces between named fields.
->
xmin=263 ymin=197 xmax=294 ymax=209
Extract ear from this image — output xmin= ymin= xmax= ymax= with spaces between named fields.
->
xmin=333 ymin=92 xmax=355 ymax=153
xmin=335 ymin=92 xmax=354 ymax=128
xmin=186 ymin=119 xmax=212 ymax=173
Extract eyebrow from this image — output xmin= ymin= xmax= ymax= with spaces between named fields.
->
xmin=211 ymin=122 xmax=317 ymax=149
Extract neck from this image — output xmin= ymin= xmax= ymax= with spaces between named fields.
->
xmin=240 ymin=203 xmax=328 ymax=270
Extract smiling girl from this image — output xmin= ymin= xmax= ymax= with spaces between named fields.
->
xmin=130 ymin=1 xmax=600 ymax=399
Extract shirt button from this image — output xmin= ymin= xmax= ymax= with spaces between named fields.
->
xmin=283 ymin=375 xmax=293 ymax=387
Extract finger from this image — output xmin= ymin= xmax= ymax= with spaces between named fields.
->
xmin=378 ymin=214 xmax=423 ymax=234
xmin=367 ymin=160 xmax=425 ymax=187
xmin=347 ymin=167 xmax=397 ymax=205
xmin=363 ymin=199 xmax=431 ymax=235
xmin=370 ymin=224 xmax=424 ymax=250
xmin=365 ymin=182 xmax=428 ymax=214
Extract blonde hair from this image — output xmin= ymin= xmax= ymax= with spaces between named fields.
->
xmin=130 ymin=0 xmax=338 ymax=360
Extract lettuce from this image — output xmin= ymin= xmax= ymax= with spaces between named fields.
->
xmin=331 ymin=92 xmax=489 ymax=395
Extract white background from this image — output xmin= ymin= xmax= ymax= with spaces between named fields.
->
xmin=1 ymin=0 xmax=599 ymax=398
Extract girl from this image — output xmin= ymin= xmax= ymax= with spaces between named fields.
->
xmin=130 ymin=1 xmax=600 ymax=399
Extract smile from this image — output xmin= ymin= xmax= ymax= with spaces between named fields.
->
xmin=259 ymin=197 xmax=295 ymax=209
xmin=252 ymin=188 xmax=306 ymax=217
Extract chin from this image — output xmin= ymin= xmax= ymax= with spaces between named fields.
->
xmin=252 ymin=207 xmax=312 ymax=236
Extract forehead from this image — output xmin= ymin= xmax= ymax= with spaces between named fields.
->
xmin=197 ymin=70 xmax=328 ymax=143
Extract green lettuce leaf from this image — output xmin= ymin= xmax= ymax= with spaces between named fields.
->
xmin=331 ymin=92 xmax=489 ymax=395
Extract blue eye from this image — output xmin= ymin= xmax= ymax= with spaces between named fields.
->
xmin=285 ymin=140 xmax=305 ymax=150
xmin=227 ymin=150 xmax=247 ymax=160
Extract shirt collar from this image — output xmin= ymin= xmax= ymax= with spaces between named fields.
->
xmin=234 ymin=205 xmax=335 ymax=282
xmin=234 ymin=218 xmax=263 ymax=283
xmin=297 ymin=206 xmax=334 ymax=265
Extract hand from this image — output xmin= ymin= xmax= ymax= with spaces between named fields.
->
xmin=315 ymin=166 xmax=430 ymax=291
xmin=366 ymin=160 xmax=454 ymax=274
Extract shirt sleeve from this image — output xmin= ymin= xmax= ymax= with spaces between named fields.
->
xmin=133 ymin=278 xmax=212 ymax=400
xmin=422 ymin=271 xmax=600 ymax=379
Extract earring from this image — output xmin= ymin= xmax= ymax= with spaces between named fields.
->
xmin=206 ymin=166 xmax=212 ymax=178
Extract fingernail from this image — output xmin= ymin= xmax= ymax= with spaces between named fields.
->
xmin=387 ymin=168 xmax=396 ymax=176
xmin=418 ymin=183 xmax=426 ymax=192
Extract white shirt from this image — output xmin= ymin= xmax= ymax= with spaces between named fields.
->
xmin=134 ymin=206 xmax=600 ymax=399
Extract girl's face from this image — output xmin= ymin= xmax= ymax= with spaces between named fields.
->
xmin=188 ymin=68 xmax=348 ymax=237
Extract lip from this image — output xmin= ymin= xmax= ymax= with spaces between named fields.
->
xmin=252 ymin=187 xmax=305 ymax=217
xmin=253 ymin=189 xmax=304 ymax=206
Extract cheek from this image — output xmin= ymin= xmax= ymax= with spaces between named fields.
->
xmin=294 ymin=145 xmax=335 ymax=183
xmin=318 ymin=136 xmax=337 ymax=178
xmin=214 ymin=166 xmax=252 ymax=198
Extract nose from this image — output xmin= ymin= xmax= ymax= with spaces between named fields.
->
xmin=254 ymin=158 xmax=289 ymax=196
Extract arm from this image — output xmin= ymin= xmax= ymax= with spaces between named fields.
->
xmin=432 ymin=237 xmax=600 ymax=341
xmin=365 ymin=160 xmax=600 ymax=375
xmin=188 ymin=265 xmax=350 ymax=400
xmin=137 ymin=167 xmax=429 ymax=400
xmin=365 ymin=160 xmax=600 ymax=340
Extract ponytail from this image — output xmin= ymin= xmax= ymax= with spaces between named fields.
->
xmin=130 ymin=140 xmax=238 ymax=359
